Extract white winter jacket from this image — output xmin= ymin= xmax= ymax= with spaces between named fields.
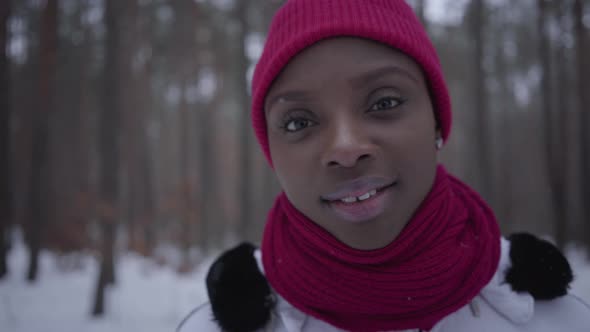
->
xmin=178 ymin=238 xmax=590 ymax=332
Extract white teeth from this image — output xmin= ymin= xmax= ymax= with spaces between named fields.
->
xmin=341 ymin=197 xmax=357 ymax=203
xmin=339 ymin=189 xmax=378 ymax=203
xmin=358 ymin=192 xmax=371 ymax=201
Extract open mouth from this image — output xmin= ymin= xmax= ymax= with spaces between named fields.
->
xmin=330 ymin=183 xmax=394 ymax=204
xmin=321 ymin=182 xmax=396 ymax=223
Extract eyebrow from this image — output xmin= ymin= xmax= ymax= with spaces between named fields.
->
xmin=265 ymin=90 xmax=314 ymax=114
xmin=349 ymin=65 xmax=421 ymax=89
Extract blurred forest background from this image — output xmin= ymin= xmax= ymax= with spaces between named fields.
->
xmin=0 ymin=0 xmax=589 ymax=317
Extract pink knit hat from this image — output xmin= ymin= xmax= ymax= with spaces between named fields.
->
xmin=251 ymin=0 xmax=452 ymax=164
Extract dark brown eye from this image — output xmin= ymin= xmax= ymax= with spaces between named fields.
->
xmin=369 ymin=97 xmax=403 ymax=112
xmin=285 ymin=118 xmax=312 ymax=132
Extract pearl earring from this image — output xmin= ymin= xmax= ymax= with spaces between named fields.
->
xmin=435 ymin=137 xmax=443 ymax=150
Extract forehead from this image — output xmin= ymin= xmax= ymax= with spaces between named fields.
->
xmin=266 ymin=37 xmax=426 ymax=99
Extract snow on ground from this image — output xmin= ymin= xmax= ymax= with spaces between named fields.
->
xmin=1 ymin=231 xmax=590 ymax=332
xmin=0 ymin=231 xmax=214 ymax=332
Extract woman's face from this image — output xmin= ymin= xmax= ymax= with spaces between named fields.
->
xmin=265 ymin=37 xmax=439 ymax=250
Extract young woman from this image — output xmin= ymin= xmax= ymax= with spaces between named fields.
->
xmin=178 ymin=0 xmax=590 ymax=331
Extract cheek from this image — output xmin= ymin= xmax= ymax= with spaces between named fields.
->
xmin=269 ymin=138 xmax=316 ymax=198
xmin=393 ymin=110 xmax=438 ymax=169
xmin=405 ymin=117 xmax=438 ymax=187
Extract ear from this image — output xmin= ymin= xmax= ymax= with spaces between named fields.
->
xmin=206 ymin=243 xmax=275 ymax=332
xmin=505 ymin=233 xmax=573 ymax=300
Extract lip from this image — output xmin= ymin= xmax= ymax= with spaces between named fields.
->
xmin=321 ymin=176 xmax=395 ymax=202
xmin=324 ymin=184 xmax=394 ymax=223
xmin=320 ymin=176 xmax=396 ymax=224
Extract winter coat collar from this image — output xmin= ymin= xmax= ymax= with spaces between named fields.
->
xmin=479 ymin=238 xmax=534 ymax=324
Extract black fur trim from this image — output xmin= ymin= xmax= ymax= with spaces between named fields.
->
xmin=206 ymin=243 xmax=275 ymax=332
xmin=506 ymin=233 xmax=573 ymax=300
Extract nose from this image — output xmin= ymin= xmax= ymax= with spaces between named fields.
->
xmin=321 ymin=117 xmax=377 ymax=168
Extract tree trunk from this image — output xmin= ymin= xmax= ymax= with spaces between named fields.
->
xmin=92 ymin=223 xmax=115 ymax=315
xmin=553 ymin=2 xmax=569 ymax=248
xmin=493 ymin=25 xmax=514 ymax=230
xmin=119 ymin=0 xmax=137 ymax=253
xmin=168 ymin=0 xmax=200 ymax=261
xmin=128 ymin=74 xmax=156 ymax=256
xmin=537 ymin=0 xmax=566 ymax=247
xmin=0 ymin=0 xmax=12 ymax=279
xmin=179 ymin=79 xmax=195 ymax=267
xmin=197 ymin=5 xmax=226 ymax=253
xmin=537 ymin=0 xmax=554 ymax=235
xmin=92 ymin=0 xmax=121 ymax=316
xmin=138 ymin=134 xmax=155 ymax=255
xmin=75 ymin=7 xmax=94 ymax=255
xmin=119 ymin=0 xmax=148 ymax=256
xmin=471 ymin=0 xmax=493 ymax=204
xmin=197 ymin=104 xmax=213 ymax=252
xmin=27 ymin=0 xmax=58 ymax=282
xmin=573 ymin=0 xmax=590 ymax=251
xmin=136 ymin=54 xmax=155 ymax=256
xmin=235 ymin=1 xmax=255 ymax=241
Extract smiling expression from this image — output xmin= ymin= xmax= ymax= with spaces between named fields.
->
xmin=265 ymin=37 xmax=439 ymax=250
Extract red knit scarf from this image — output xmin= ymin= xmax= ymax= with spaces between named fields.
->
xmin=261 ymin=166 xmax=501 ymax=332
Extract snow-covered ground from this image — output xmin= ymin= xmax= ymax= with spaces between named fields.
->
xmin=1 ymin=231 xmax=590 ymax=332
xmin=0 ymin=231 xmax=213 ymax=332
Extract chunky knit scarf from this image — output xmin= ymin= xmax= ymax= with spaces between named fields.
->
xmin=262 ymin=166 xmax=501 ymax=332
